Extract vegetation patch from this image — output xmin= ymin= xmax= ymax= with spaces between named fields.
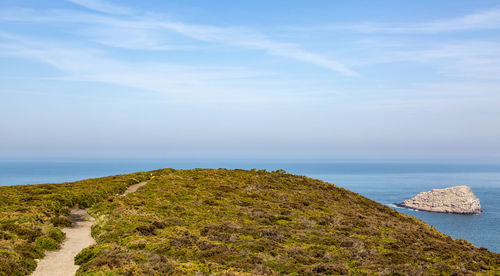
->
xmin=47 ymin=228 xmax=65 ymax=243
xmin=35 ymin=236 xmax=59 ymax=251
xmin=73 ymin=169 xmax=498 ymax=275
xmin=1 ymin=168 xmax=498 ymax=275
xmin=0 ymin=171 xmax=151 ymax=276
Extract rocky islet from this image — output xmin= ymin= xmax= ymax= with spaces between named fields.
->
xmin=399 ymin=185 xmax=482 ymax=214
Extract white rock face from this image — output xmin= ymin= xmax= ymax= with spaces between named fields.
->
xmin=399 ymin=185 xmax=482 ymax=214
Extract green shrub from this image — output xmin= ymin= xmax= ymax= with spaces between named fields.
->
xmin=51 ymin=216 xmax=72 ymax=227
xmin=75 ymin=245 xmax=101 ymax=265
xmin=35 ymin=236 xmax=59 ymax=251
xmin=0 ymin=231 xmax=15 ymax=240
xmin=77 ymin=194 xmax=96 ymax=208
xmin=0 ymin=223 xmax=43 ymax=242
xmin=14 ymin=242 xmax=44 ymax=259
xmin=47 ymin=228 xmax=65 ymax=243
xmin=0 ymin=250 xmax=30 ymax=276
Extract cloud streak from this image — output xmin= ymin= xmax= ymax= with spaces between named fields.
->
xmin=305 ymin=8 xmax=500 ymax=34
xmin=1 ymin=32 xmax=331 ymax=106
xmin=66 ymin=0 xmax=132 ymax=15
xmin=62 ymin=0 xmax=357 ymax=75
xmin=348 ymin=41 xmax=500 ymax=80
xmin=154 ymin=21 xmax=357 ymax=76
xmin=0 ymin=33 xmax=249 ymax=93
xmin=0 ymin=1 xmax=357 ymax=76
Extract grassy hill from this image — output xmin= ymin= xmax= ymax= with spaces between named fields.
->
xmin=1 ymin=169 xmax=499 ymax=275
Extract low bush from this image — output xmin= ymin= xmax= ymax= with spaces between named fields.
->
xmin=51 ymin=216 xmax=72 ymax=227
xmin=35 ymin=236 xmax=59 ymax=251
xmin=47 ymin=227 xmax=65 ymax=243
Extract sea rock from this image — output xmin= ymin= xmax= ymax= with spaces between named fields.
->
xmin=399 ymin=185 xmax=482 ymax=214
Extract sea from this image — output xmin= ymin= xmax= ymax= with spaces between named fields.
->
xmin=1 ymin=159 xmax=499 ymax=253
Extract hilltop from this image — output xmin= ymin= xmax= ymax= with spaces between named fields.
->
xmin=0 ymin=169 xmax=498 ymax=275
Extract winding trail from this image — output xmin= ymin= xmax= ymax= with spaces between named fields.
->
xmin=32 ymin=181 xmax=148 ymax=276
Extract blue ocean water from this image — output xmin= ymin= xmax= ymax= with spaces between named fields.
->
xmin=1 ymin=159 xmax=499 ymax=252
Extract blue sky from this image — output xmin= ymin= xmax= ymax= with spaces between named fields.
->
xmin=1 ymin=0 xmax=499 ymax=161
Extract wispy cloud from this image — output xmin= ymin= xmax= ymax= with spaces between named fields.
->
xmin=0 ymin=33 xmax=265 ymax=98
xmin=66 ymin=0 xmax=132 ymax=15
xmin=298 ymin=8 xmax=500 ymax=34
xmin=154 ymin=21 xmax=357 ymax=76
xmin=0 ymin=1 xmax=357 ymax=76
xmin=395 ymin=43 xmax=500 ymax=80
xmin=1 ymin=32 xmax=334 ymax=106
xmin=348 ymin=41 xmax=500 ymax=80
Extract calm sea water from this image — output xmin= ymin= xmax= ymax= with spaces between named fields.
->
xmin=1 ymin=159 xmax=499 ymax=252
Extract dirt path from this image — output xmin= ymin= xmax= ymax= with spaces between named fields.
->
xmin=31 ymin=181 xmax=148 ymax=276
xmin=122 ymin=181 xmax=148 ymax=196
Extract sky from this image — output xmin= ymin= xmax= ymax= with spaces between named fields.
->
xmin=0 ymin=0 xmax=499 ymax=161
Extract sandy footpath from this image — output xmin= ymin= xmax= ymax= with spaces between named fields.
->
xmin=32 ymin=181 xmax=148 ymax=276
xmin=122 ymin=181 xmax=147 ymax=196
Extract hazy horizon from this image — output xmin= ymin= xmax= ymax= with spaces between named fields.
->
xmin=1 ymin=0 xmax=499 ymax=161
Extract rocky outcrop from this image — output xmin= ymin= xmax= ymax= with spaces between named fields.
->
xmin=399 ymin=185 xmax=482 ymax=214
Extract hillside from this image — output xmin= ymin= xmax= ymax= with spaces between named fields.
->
xmin=1 ymin=169 xmax=499 ymax=275
xmin=0 ymin=172 xmax=151 ymax=275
